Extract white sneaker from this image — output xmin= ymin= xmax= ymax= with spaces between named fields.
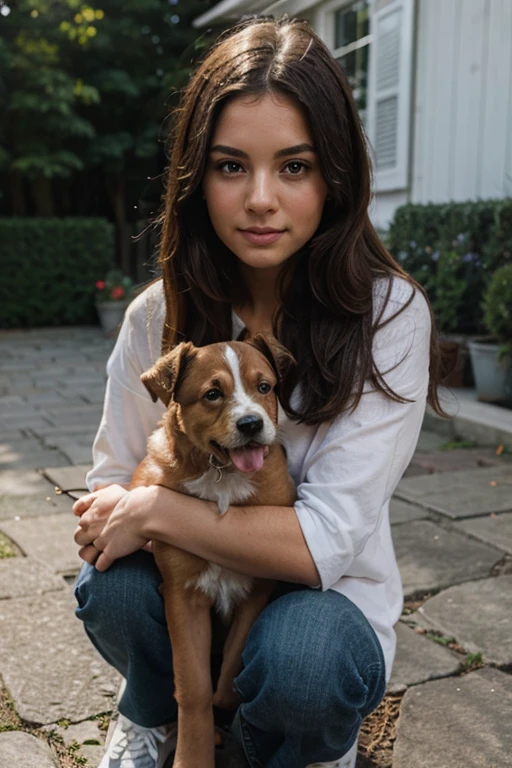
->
xmin=306 ymin=736 xmax=358 ymax=768
xmin=98 ymin=713 xmax=177 ymax=768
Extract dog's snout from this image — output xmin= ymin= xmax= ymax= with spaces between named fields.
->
xmin=236 ymin=415 xmax=264 ymax=437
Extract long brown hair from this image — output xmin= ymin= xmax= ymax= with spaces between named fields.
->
xmin=157 ymin=15 xmax=443 ymax=425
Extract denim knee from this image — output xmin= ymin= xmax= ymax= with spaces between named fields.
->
xmin=234 ymin=589 xmax=386 ymax=734
xmin=74 ymin=551 xmax=166 ymax=647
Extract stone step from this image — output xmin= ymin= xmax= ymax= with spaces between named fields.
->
xmin=393 ymin=667 xmax=512 ymax=768
xmin=393 ymin=519 xmax=502 ymax=598
xmin=418 ymin=574 xmax=512 ymax=666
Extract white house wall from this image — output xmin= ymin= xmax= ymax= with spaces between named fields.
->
xmin=412 ymin=0 xmax=512 ymax=204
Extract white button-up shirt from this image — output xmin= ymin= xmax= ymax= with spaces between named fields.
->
xmin=87 ymin=277 xmax=430 ymax=679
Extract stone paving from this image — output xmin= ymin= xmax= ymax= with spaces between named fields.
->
xmin=1 ymin=327 xmax=512 ymax=767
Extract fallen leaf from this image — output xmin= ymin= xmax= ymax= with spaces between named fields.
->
xmin=496 ymin=444 xmax=504 ymax=456
xmin=490 ymin=480 xmax=497 ymax=487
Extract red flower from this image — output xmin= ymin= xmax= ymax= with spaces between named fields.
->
xmin=95 ymin=280 xmax=106 ymax=290
xmin=111 ymin=286 xmax=125 ymax=300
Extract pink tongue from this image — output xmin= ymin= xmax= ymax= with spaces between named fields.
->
xmin=230 ymin=446 xmax=266 ymax=473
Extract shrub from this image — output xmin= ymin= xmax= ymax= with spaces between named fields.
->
xmin=388 ymin=199 xmax=512 ymax=334
xmin=0 ymin=218 xmax=115 ymax=328
xmin=483 ymin=263 xmax=512 ymax=359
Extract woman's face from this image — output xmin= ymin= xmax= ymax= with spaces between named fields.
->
xmin=202 ymin=91 xmax=329 ymax=277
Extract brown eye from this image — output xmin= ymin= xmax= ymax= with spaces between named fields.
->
xmin=258 ymin=382 xmax=272 ymax=395
xmin=204 ymin=388 xmax=223 ymax=401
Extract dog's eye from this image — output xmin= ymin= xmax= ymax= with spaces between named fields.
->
xmin=204 ymin=388 xmax=223 ymax=401
xmin=257 ymin=382 xmax=272 ymax=395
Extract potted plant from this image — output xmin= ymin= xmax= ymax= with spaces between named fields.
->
xmin=95 ymin=269 xmax=134 ymax=335
xmin=468 ymin=264 xmax=512 ymax=403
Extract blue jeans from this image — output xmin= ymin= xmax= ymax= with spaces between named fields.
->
xmin=74 ymin=551 xmax=385 ymax=768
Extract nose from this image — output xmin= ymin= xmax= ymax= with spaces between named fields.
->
xmin=245 ymin=171 xmax=278 ymax=214
xmin=236 ymin=415 xmax=264 ymax=437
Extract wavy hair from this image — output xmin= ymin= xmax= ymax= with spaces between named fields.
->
xmin=156 ymin=15 xmax=443 ymax=425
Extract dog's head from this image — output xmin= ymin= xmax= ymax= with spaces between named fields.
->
xmin=141 ymin=335 xmax=294 ymax=473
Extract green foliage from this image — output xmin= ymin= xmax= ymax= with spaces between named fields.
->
xmin=483 ymin=264 xmax=512 ymax=358
xmin=440 ymin=439 xmax=479 ymax=450
xmin=0 ymin=217 xmax=115 ymax=327
xmin=431 ymin=250 xmax=467 ymax=333
xmin=388 ymin=199 xmax=512 ymax=334
xmin=0 ymin=0 xmax=217 ymax=215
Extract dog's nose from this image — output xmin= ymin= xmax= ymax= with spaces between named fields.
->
xmin=236 ymin=415 xmax=264 ymax=436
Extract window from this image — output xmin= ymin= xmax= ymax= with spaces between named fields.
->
xmin=332 ymin=1 xmax=371 ymax=126
xmin=319 ymin=0 xmax=414 ymax=192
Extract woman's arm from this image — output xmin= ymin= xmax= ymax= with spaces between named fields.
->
xmin=82 ymin=484 xmax=320 ymax=585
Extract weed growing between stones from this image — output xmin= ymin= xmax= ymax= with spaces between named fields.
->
xmin=0 ymin=533 xmax=17 ymax=559
xmin=0 ymin=676 xmax=100 ymax=767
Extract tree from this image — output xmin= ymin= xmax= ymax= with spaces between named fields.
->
xmin=0 ymin=0 xmax=216 ymax=270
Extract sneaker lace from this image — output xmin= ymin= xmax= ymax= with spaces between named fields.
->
xmin=108 ymin=716 xmax=171 ymax=767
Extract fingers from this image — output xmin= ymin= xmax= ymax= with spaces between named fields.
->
xmin=95 ymin=551 xmax=114 ymax=572
xmin=73 ymin=494 xmax=94 ymax=517
xmin=78 ymin=543 xmax=102 ymax=565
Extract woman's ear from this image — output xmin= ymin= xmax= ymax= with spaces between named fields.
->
xmin=140 ymin=342 xmax=196 ymax=406
xmin=247 ymin=333 xmax=296 ymax=383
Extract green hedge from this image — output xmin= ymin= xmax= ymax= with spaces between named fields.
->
xmin=0 ymin=218 xmax=115 ymax=328
xmin=388 ymin=199 xmax=512 ymax=334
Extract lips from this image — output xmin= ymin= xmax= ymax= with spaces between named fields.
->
xmin=239 ymin=228 xmax=285 ymax=245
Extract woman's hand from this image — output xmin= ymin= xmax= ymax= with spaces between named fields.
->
xmin=73 ymin=484 xmax=129 ymax=565
xmin=78 ymin=485 xmax=163 ymax=572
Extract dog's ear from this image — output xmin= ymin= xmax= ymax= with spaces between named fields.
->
xmin=140 ymin=342 xmax=196 ymax=406
xmin=247 ymin=333 xmax=296 ymax=383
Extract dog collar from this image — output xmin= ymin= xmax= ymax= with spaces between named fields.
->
xmin=209 ymin=453 xmax=231 ymax=483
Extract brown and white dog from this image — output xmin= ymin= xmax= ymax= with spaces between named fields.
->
xmin=130 ymin=334 xmax=296 ymax=768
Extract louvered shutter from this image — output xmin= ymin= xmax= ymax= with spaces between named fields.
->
xmin=366 ymin=0 xmax=414 ymax=191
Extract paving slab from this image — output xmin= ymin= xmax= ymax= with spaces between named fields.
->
xmin=387 ymin=622 xmax=460 ymax=693
xmin=0 ymin=513 xmax=81 ymax=575
xmin=393 ymin=520 xmax=502 ymax=598
xmin=0 ymin=493 xmax=73 ymax=521
xmin=395 ymin=465 xmax=512 ymax=518
xmin=393 ymin=667 xmax=512 ymax=768
xmin=0 ymin=443 xmax=70 ymax=470
xmin=0 ymin=731 xmax=59 ymax=768
xmin=0 ymin=589 xmax=121 ymax=724
xmin=42 ymin=465 xmax=91 ymax=498
xmin=407 ymin=448 xmax=507 ymax=475
xmin=44 ymin=438 xmax=94 ymax=466
xmin=455 ymin=511 xmax=512 ymax=555
xmin=0 ymin=558 xmax=66 ymax=599
xmin=389 ymin=498 xmax=429 ymax=525
xmin=418 ymin=575 xmax=512 ymax=665
xmin=0 ymin=469 xmax=55 ymax=496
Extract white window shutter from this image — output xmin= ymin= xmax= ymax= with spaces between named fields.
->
xmin=367 ymin=0 xmax=414 ymax=191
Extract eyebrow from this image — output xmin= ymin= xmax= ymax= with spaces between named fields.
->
xmin=209 ymin=143 xmax=316 ymax=159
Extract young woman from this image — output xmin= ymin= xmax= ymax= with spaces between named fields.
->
xmin=73 ymin=15 xmax=443 ymax=768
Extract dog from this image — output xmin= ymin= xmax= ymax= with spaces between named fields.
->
xmin=130 ymin=334 xmax=296 ymax=768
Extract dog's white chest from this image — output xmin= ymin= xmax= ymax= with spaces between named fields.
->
xmin=182 ymin=468 xmax=256 ymax=615
xmin=183 ymin=467 xmax=255 ymax=514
